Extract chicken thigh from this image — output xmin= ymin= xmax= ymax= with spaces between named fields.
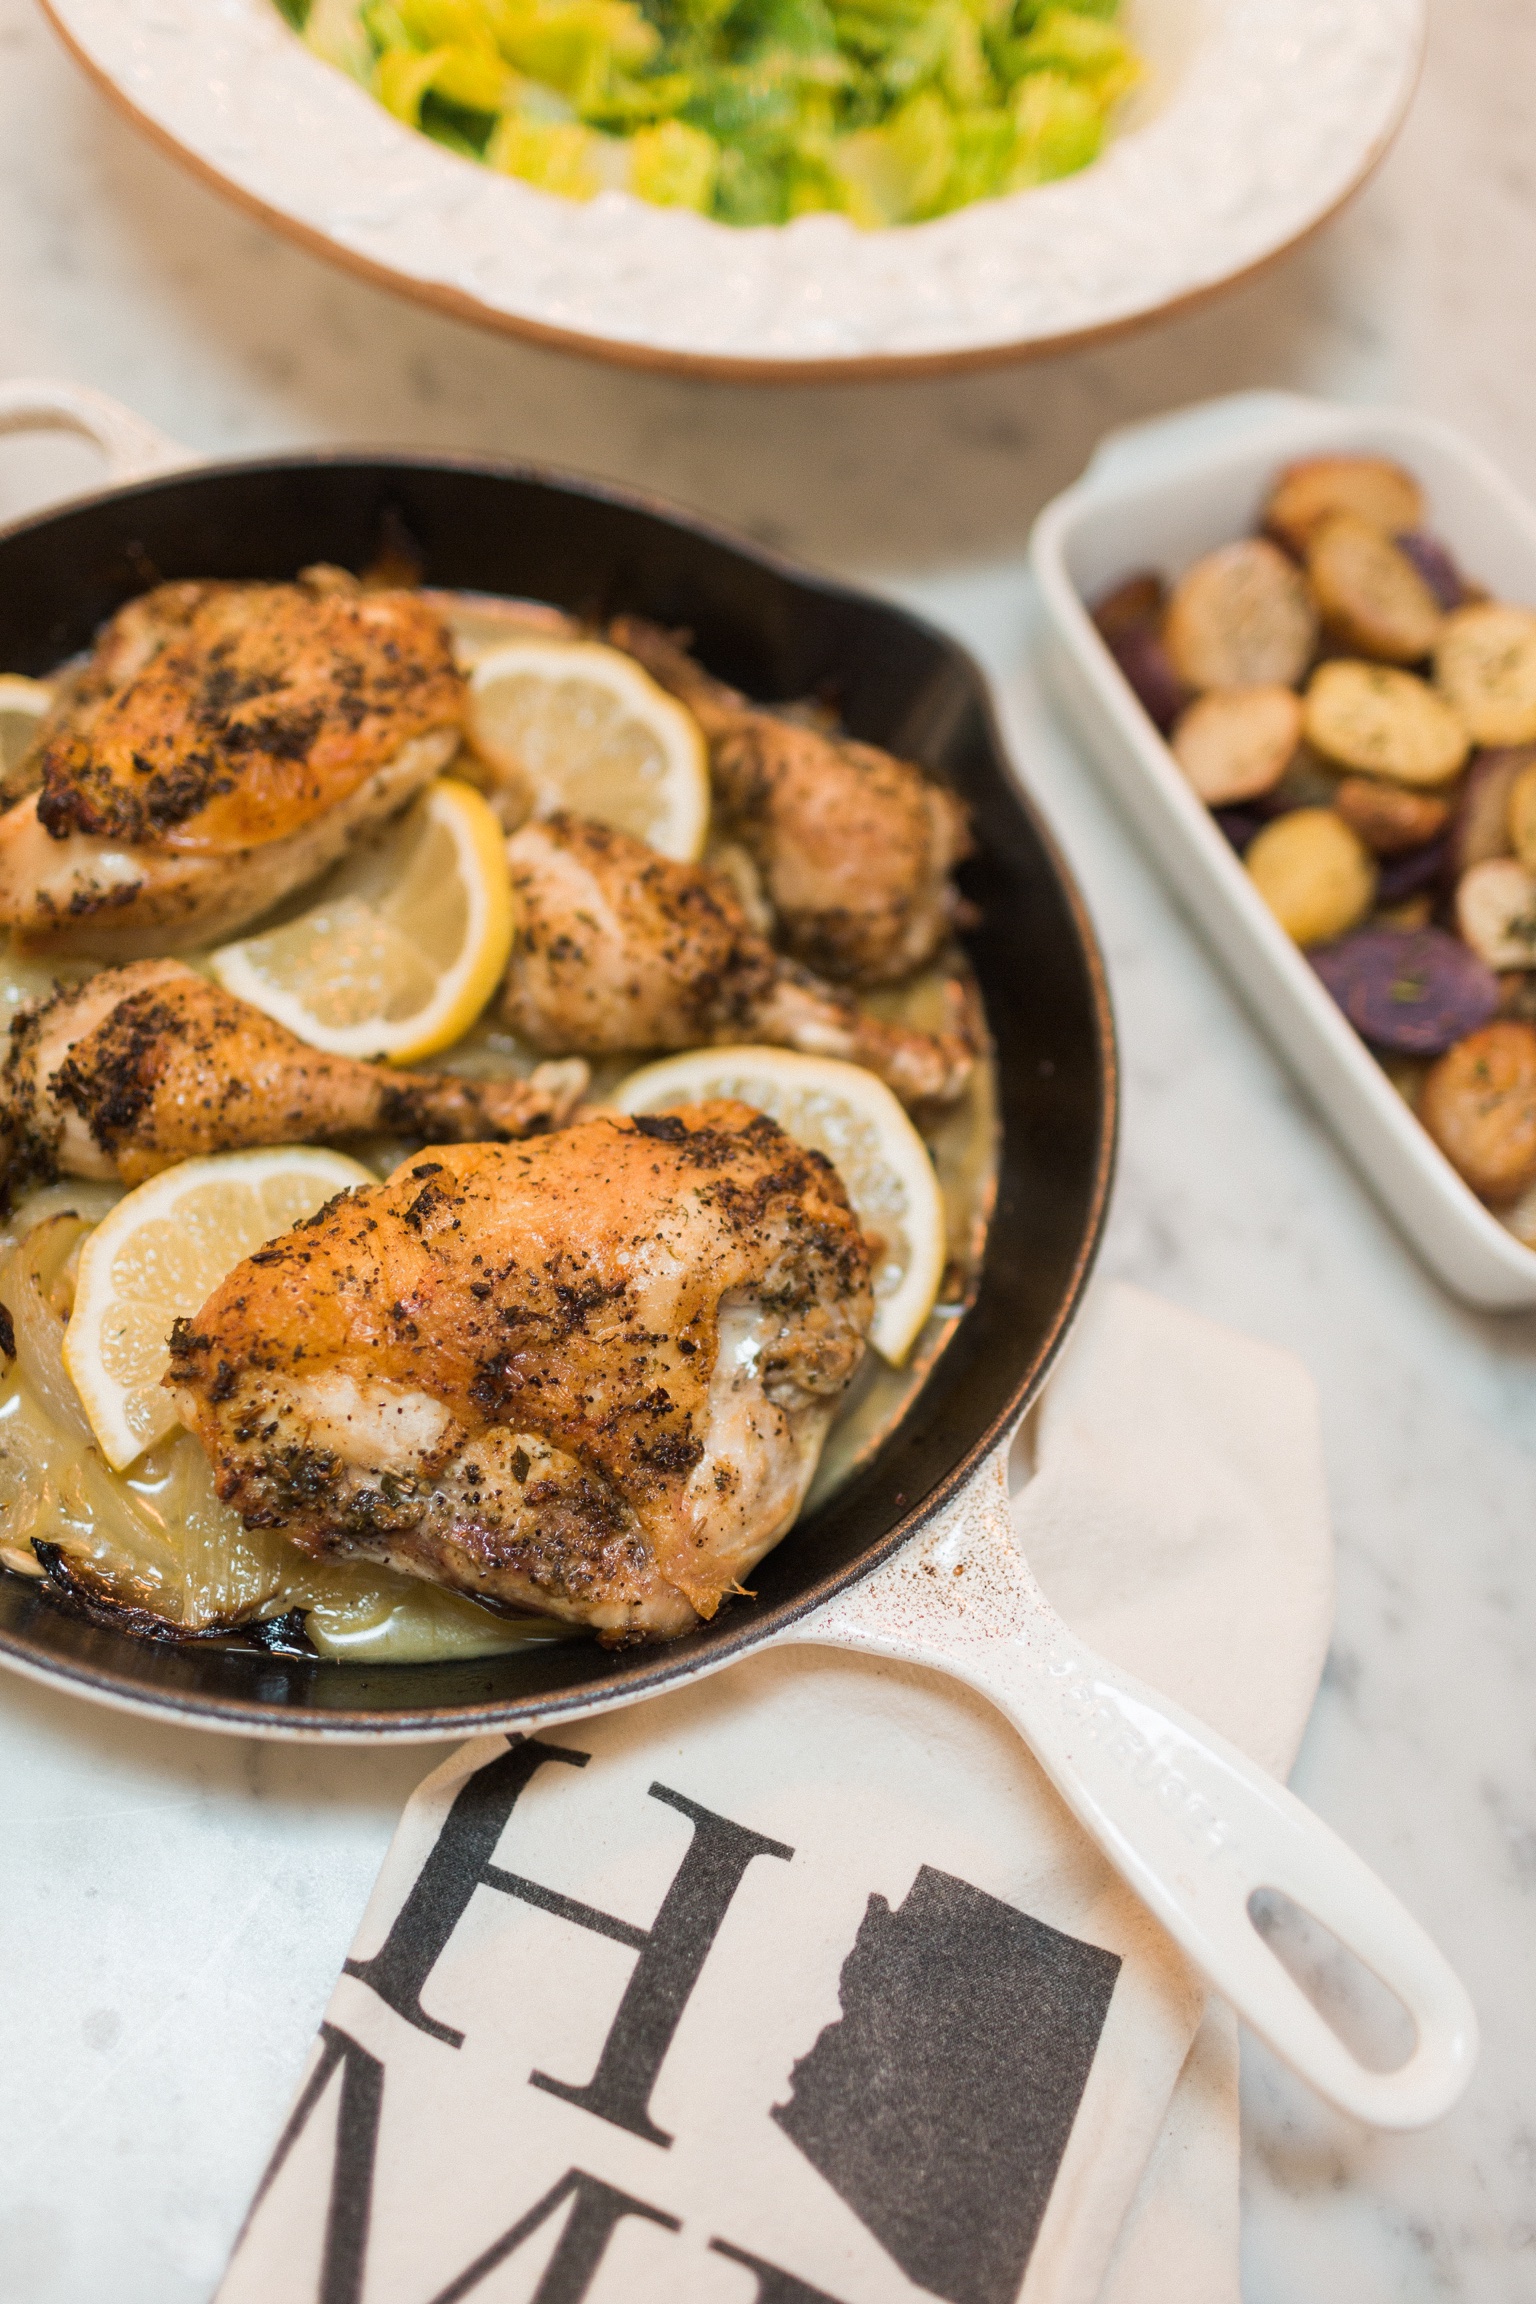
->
xmin=503 ymin=814 xmax=974 ymax=1108
xmin=169 ymin=1106 xmax=874 ymax=1640
xmin=611 ymin=617 xmax=971 ymax=985
xmin=0 ymin=576 xmax=463 ymax=959
xmin=1 ymin=960 xmax=586 ymax=1193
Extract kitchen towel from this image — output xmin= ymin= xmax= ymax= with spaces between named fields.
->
xmin=219 ymin=1280 xmax=1333 ymax=2304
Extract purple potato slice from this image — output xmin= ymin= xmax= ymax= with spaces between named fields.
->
xmin=1108 ymin=625 xmax=1188 ymax=734
xmin=1311 ymin=926 xmax=1499 ymax=1054
xmin=1397 ymin=531 xmax=1469 ymax=613
xmin=1374 ymin=835 xmax=1449 ymax=903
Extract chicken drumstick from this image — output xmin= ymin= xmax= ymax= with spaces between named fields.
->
xmin=502 ymin=813 xmax=974 ymax=1109
xmin=0 ymin=959 xmax=586 ymax=1193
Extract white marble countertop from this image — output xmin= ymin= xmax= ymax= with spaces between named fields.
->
xmin=1 ymin=0 xmax=1533 ymax=2296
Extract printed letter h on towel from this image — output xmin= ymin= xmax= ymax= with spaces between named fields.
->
xmin=345 ymin=1736 xmax=793 ymax=2145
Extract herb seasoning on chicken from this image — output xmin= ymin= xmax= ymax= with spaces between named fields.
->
xmin=0 ymin=572 xmax=464 ymax=958
xmin=167 ymin=1106 xmax=875 ymax=1641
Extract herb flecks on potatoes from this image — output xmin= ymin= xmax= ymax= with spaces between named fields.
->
xmin=1164 ymin=539 xmax=1318 ymax=692
xmin=1435 ymin=603 xmax=1536 ymax=746
xmin=1307 ymin=514 xmax=1443 ymax=665
xmin=1264 ymin=456 xmax=1424 ymax=557
xmin=1304 ymin=660 xmax=1469 ymax=787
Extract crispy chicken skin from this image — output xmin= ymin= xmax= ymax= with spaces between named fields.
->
xmin=0 ymin=960 xmax=587 ymax=1192
xmin=168 ymin=1107 xmax=874 ymax=1640
xmin=610 ymin=617 xmax=971 ymax=985
xmin=0 ymin=577 xmax=464 ymax=958
xmin=503 ymin=813 xmax=974 ymax=1108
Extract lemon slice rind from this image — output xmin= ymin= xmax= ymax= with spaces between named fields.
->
xmin=611 ymin=1046 xmax=945 ymax=1366
xmin=64 ymin=1145 xmax=376 ymax=1471
xmin=469 ymin=638 xmax=709 ymax=863
xmin=209 ymin=778 xmax=513 ymax=1064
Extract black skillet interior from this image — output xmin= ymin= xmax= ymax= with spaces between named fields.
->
xmin=0 ymin=456 xmax=1115 ymax=1734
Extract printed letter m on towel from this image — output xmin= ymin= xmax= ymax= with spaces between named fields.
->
xmin=347 ymin=1737 xmax=793 ymax=2145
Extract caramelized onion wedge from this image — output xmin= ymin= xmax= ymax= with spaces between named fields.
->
xmin=1304 ymin=661 xmax=1469 ymax=787
xmin=1164 ymin=539 xmax=1318 ymax=692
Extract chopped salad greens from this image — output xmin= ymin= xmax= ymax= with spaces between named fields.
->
xmin=279 ymin=0 xmax=1140 ymax=227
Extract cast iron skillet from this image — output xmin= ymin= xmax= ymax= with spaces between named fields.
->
xmin=0 ymin=455 xmax=1116 ymax=1736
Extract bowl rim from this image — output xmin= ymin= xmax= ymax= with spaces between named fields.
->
xmin=0 ymin=444 xmax=1119 ymax=1735
xmin=38 ymin=0 xmax=1425 ymax=379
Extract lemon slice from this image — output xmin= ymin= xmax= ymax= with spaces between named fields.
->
xmin=612 ymin=1047 xmax=946 ymax=1365
xmin=210 ymin=778 xmax=513 ymax=1064
xmin=64 ymin=1146 xmax=375 ymax=1470
xmin=469 ymin=638 xmax=709 ymax=862
xmin=0 ymin=675 xmax=51 ymax=785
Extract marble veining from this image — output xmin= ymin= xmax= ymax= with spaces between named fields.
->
xmin=0 ymin=0 xmax=1534 ymax=2296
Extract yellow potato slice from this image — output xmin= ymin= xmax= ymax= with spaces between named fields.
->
xmin=1454 ymin=857 xmax=1536 ymax=971
xmin=1434 ymin=603 xmax=1536 ymax=745
xmin=1245 ymin=807 xmax=1376 ymax=947
xmin=1170 ymin=684 xmax=1302 ymax=805
xmin=1507 ymin=759 xmax=1536 ymax=871
xmin=1303 ymin=660 xmax=1469 ymax=786
xmin=1265 ymin=456 xmax=1423 ymax=555
xmin=1421 ymin=1021 xmax=1536 ymax=1203
xmin=1163 ymin=539 xmax=1318 ymax=692
xmin=1306 ymin=514 xmax=1443 ymax=664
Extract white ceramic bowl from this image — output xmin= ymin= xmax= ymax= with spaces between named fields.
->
xmin=1030 ymin=389 xmax=1536 ymax=1311
xmin=40 ymin=0 xmax=1423 ymax=377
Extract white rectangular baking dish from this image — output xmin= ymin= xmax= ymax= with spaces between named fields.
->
xmin=1030 ymin=388 xmax=1536 ymax=1310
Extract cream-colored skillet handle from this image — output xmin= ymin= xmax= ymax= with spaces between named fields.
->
xmin=781 ymin=1439 xmax=1478 ymax=2132
xmin=0 ymin=377 xmax=199 ymax=492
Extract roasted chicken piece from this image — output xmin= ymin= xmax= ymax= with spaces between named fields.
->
xmin=611 ymin=617 xmax=971 ymax=985
xmin=0 ymin=960 xmax=586 ymax=1192
xmin=0 ymin=576 xmax=464 ymax=959
xmin=169 ymin=1107 xmax=874 ymax=1640
xmin=502 ymin=814 xmax=973 ymax=1108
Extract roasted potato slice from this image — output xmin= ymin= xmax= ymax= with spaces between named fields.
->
xmin=1447 ymin=746 xmax=1531 ymax=875
xmin=1304 ymin=660 xmax=1469 ymax=786
xmin=1306 ymin=515 xmax=1443 ymax=664
xmin=1264 ymin=456 xmax=1424 ymax=555
xmin=1507 ymin=758 xmax=1536 ymax=871
xmin=1164 ymin=539 xmax=1318 ymax=691
xmin=1170 ymin=685 xmax=1302 ymax=805
xmin=1420 ymin=1020 xmax=1536 ymax=1203
xmin=1454 ymin=857 xmax=1536 ymax=971
xmin=1434 ymin=603 xmax=1536 ymax=745
xmin=1312 ymin=926 xmax=1498 ymax=1055
xmin=1245 ymin=807 xmax=1376 ymax=946
xmin=1333 ymin=774 xmax=1451 ymax=855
